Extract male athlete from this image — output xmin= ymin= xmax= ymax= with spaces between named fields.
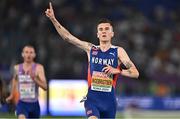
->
xmin=6 ymin=45 xmax=47 ymax=119
xmin=45 ymin=2 xmax=139 ymax=119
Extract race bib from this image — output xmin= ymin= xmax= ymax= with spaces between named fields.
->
xmin=19 ymin=75 xmax=35 ymax=99
xmin=91 ymin=71 xmax=113 ymax=92
xmin=19 ymin=83 xmax=35 ymax=99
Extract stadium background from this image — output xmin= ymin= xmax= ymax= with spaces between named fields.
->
xmin=0 ymin=0 xmax=180 ymax=118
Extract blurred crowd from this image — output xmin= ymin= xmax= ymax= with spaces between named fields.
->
xmin=0 ymin=0 xmax=180 ymax=96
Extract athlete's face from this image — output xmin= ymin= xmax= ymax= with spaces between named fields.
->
xmin=97 ymin=23 xmax=114 ymax=42
xmin=22 ymin=46 xmax=36 ymax=63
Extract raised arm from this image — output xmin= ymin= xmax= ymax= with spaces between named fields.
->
xmin=118 ymin=47 xmax=139 ymax=78
xmin=45 ymin=2 xmax=93 ymax=53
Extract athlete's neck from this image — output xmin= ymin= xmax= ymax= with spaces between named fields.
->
xmin=23 ymin=62 xmax=34 ymax=69
xmin=99 ymin=41 xmax=112 ymax=52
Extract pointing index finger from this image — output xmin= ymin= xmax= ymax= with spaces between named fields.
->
xmin=49 ymin=2 xmax=53 ymax=10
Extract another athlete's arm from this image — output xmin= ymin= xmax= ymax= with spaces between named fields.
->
xmin=6 ymin=65 xmax=18 ymax=103
xmin=33 ymin=64 xmax=47 ymax=91
xmin=118 ymin=47 xmax=139 ymax=78
xmin=45 ymin=2 xmax=93 ymax=53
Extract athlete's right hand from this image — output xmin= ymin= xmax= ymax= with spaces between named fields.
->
xmin=6 ymin=95 xmax=13 ymax=103
xmin=45 ymin=2 xmax=55 ymax=20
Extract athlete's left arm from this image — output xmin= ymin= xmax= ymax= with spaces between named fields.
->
xmin=34 ymin=64 xmax=47 ymax=91
xmin=118 ymin=47 xmax=139 ymax=78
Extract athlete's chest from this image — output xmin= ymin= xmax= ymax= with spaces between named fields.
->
xmin=90 ymin=48 xmax=118 ymax=66
xmin=18 ymin=63 xmax=37 ymax=82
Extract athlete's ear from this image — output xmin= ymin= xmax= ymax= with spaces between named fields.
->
xmin=110 ymin=26 xmax=114 ymax=37
xmin=33 ymin=53 xmax=36 ymax=58
xmin=111 ymin=31 xmax=114 ymax=37
xmin=97 ymin=33 xmax=100 ymax=38
xmin=21 ymin=52 xmax=24 ymax=57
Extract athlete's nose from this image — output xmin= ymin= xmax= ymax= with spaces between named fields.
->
xmin=102 ymin=32 xmax=106 ymax=34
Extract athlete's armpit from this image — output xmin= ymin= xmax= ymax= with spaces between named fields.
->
xmin=87 ymin=42 xmax=93 ymax=48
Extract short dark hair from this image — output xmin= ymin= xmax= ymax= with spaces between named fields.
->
xmin=98 ymin=18 xmax=113 ymax=26
xmin=23 ymin=44 xmax=36 ymax=51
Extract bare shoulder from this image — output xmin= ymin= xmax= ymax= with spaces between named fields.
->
xmin=14 ymin=64 xmax=19 ymax=71
xmin=117 ymin=46 xmax=125 ymax=52
xmin=117 ymin=46 xmax=127 ymax=56
xmin=14 ymin=64 xmax=18 ymax=69
xmin=36 ymin=63 xmax=44 ymax=71
xmin=117 ymin=46 xmax=131 ymax=61
xmin=13 ymin=64 xmax=19 ymax=77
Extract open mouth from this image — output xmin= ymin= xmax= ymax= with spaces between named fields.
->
xmin=102 ymin=35 xmax=106 ymax=37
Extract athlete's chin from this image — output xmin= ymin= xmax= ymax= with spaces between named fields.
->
xmin=100 ymin=38 xmax=110 ymax=42
xmin=24 ymin=59 xmax=33 ymax=63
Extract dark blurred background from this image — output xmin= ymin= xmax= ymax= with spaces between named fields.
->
xmin=0 ymin=0 xmax=180 ymax=115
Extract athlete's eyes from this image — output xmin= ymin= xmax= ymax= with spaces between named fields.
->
xmin=98 ymin=27 xmax=110 ymax=31
xmin=99 ymin=28 xmax=103 ymax=31
xmin=105 ymin=27 xmax=109 ymax=30
xmin=24 ymin=51 xmax=33 ymax=54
